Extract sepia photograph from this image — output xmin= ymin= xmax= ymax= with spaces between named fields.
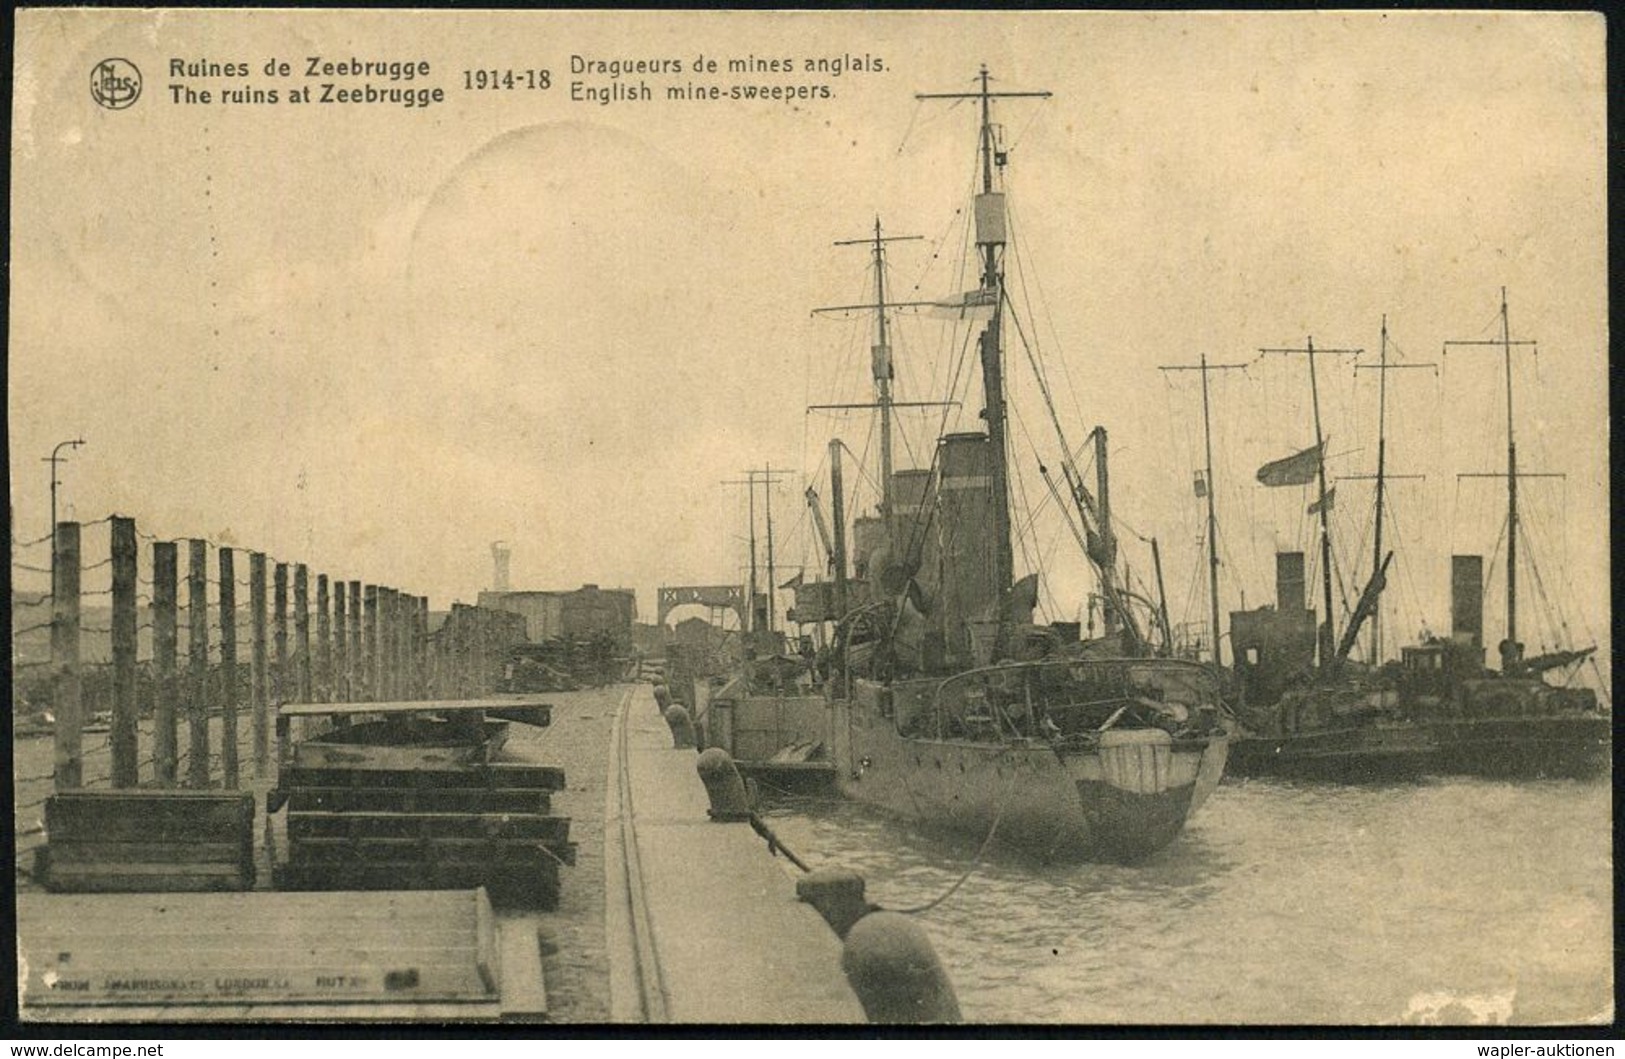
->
xmin=8 ymin=8 xmax=1611 ymax=1030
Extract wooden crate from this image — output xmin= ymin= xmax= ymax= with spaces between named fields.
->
xmin=38 ymin=790 xmax=255 ymax=893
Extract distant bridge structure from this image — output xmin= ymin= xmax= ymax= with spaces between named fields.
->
xmin=656 ymin=584 xmax=746 ymax=629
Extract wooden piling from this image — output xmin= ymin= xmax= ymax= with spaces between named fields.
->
xmin=51 ymin=521 xmax=83 ymax=791
xmin=394 ymin=591 xmax=409 ymax=700
xmin=109 ymin=517 xmax=138 ymax=788
xmin=332 ymin=577 xmax=348 ymax=701
xmin=219 ymin=547 xmax=239 ymax=789
xmin=250 ymin=553 xmax=268 ymax=777
xmin=273 ymin=563 xmax=289 ymax=709
xmin=472 ymin=607 xmax=487 ymax=696
xmin=348 ymin=580 xmax=362 ymax=701
xmin=152 ymin=541 xmax=179 ymax=787
xmin=294 ymin=564 xmax=311 ymax=704
xmin=316 ymin=574 xmax=331 ymax=702
xmin=186 ymin=539 xmax=210 ymax=789
xmin=415 ymin=596 xmax=430 ymax=699
xmin=378 ymin=588 xmax=394 ymax=701
xmin=363 ymin=585 xmax=379 ymax=701
xmin=450 ymin=604 xmax=468 ymax=697
xmin=394 ymin=591 xmax=409 ymax=699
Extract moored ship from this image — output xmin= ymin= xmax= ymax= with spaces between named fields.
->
xmin=809 ymin=67 xmax=1229 ymax=862
xmin=1227 ymin=294 xmax=1608 ymax=778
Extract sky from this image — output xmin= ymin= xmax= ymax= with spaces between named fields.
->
xmin=9 ymin=10 xmax=1609 ymax=682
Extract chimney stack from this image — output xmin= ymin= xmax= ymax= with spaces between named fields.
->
xmin=1451 ymin=555 xmax=1483 ymax=648
xmin=1276 ymin=552 xmax=1306 ymax=613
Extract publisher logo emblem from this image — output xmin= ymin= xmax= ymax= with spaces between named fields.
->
xmin=90 ymin=58 xmax=142 ymax=110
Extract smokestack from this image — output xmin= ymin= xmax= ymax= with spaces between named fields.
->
xmin=888 ymin=468 xmax=937 ymax=579
xmin=1451 ymin=555 xmax=1483 ymax=648
xmin=850 ymin=517 xmax=885 ymax=582
xmin=1276 ymin=552 xmax=1305 ymax=613
xmin=491 ymin=542 xmax=511 ymax=592
xmin=937 ymin=433 xmax=998 ymax=664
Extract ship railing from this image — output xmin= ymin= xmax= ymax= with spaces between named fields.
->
xmin=923 ymin=657 xmax=1222 ymax=744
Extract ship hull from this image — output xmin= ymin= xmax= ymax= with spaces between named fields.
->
xmin=829 ymin=694 xmax=1228 ymax=863
xmin=1229 ymin=715 xmax=1609 ymax=780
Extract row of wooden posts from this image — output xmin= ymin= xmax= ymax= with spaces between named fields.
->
xmin=48 ymin=517 xmax=526 ymax=794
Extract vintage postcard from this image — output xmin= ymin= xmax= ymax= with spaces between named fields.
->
xmin=9 ymin=9 xmax=1610 ymax=1029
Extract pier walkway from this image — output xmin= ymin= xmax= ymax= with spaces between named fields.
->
xmin=605 ymin=684 xmax=865 ymax=1023
xmin=15 ymin=685 xmax=864 ymax=1024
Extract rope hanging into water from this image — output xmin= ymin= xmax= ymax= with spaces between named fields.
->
xmin=890 ymin=758 xmax=1020 ymax=916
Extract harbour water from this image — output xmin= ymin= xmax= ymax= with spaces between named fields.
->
xmin=762 ymin=774 xmax=1613 ymax=1025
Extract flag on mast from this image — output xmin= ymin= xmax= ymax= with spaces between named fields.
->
xmin=1307 ymin=487 xmax=1336 ymax=516
xmin=1256 ymin=440 xmax=1326 ymax=488
xmin=924 ymin=287 xmax=997 ymax=321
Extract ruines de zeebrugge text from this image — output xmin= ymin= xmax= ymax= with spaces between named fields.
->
xmin=165 ymin=53 xmax=885 ymax=110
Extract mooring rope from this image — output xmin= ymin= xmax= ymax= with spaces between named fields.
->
xmin=890 ymin=755 xmax=1020 ymax=916
xmin=747 ymin=811 xmax=811 ymax=873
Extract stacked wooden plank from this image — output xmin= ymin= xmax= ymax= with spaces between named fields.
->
xmin=34 ymin=789 xmax=256 ymax=893
xmin=272 ymin=764 xmax=573 ymax=909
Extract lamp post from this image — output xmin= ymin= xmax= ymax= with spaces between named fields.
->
xmin=44 ymin=437 xmax=86 ymax=602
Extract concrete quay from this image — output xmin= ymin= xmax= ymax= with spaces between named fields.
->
xmin=605 ymin=684 xmax=866 ymax=1023
xmin=12 ymin=684 xmax=867 ymax=1024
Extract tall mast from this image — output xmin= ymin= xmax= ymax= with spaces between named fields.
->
xmin=1157 ymin=355 xmax=1247 ymax=665
xmin=1093 ymin=427 xmax=1118 ymax=637
xmin=812 ymin=224 xmax=933 ymax=539
xmin=872 ymin=220 xmax=895 ymax=519
xmin=1372 ymin=318 xmax=1389 ymax=661
xmin=974 ymin=67 xmax=1013 ymax=601
xmin=1348 ymin=318 xmax=1433 ymax=665
xmin=1500 ymin=290 xmax=1518 ymax=649
xmin=1261 ymin=338 xmax=1362 ymax=670
xmin=764 ymin=463 xmax=776 ymax=633
xmin=723 ymin=467 xmax=791 ymax=634
xmin=1200 ymin=357 xmax=1223 ymax=666
xmin=1445 ymin=290 xmax=1543 ymax=670
xmin=916 ymin=65 xmax=1051 ymax=616
xmin=1307 ymin=340 xmax=1335 ymax=668
xmin=747 ymin=477 xmax=758 ymax=633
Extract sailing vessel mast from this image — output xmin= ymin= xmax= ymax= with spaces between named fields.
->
xmin=764 ymin=463 xmax=777 ymax=632
xmin=1446 ymin=289 xmax=1549 ymax=670
xmin=1346 ymin=317 xmax=1432 ymax=664
xmin=724 ymin=467 xmax=791 ymax=635
xmin=1157 ymin=355 xmax=1247 ymax=664
xmin=1371 ymin=320 xmax=1390 ymax=660
xmin=916 ymin=66 xmax=1051 ymax=644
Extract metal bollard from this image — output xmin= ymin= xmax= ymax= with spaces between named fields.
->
xmin=695 ymin=747 xmax=752 ymax=821
xmin=796 ymin=867 xmax=872 ymax=939
xmin=663 ymin=704 xmax=695 ymax=749
xmin=840 ymin=911 xmax=961 ymax=1024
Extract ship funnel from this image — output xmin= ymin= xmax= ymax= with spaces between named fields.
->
xmin=889 ymin=468 xmax=937 ymax=575
xmin=1451 ymin=555 xmax=1484 ymax=648
xmin=1276 ymin=552 xmax=1305 ymax=613
xmin=937 ymin=433 xmax=999 ymax=665
xmin=850 ymin=516 xmax=885 ymax=588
